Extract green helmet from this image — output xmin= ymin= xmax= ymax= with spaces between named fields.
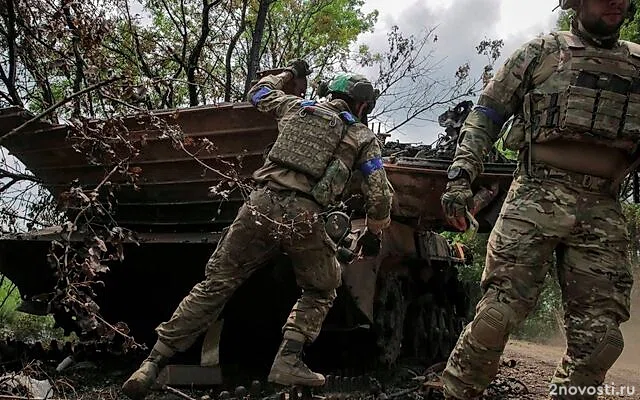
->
xmin=326 ymin=72 xmax=378 ymax=114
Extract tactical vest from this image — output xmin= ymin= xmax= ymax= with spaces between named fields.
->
xmin=512 ymin=31 xmax=640 ymax=153
xmin=268 ymin=100 xmax=358 ymax=206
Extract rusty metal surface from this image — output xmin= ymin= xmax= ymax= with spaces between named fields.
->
xmin=383 ymin=159 xmax=514 ymax=231
xmin=0 ymin=229 xmax=222 ymax=243
xmin=0 ymin=103 xmax=278 ymax=232
xmin=0 ymin=104 xmax=515 ymax=232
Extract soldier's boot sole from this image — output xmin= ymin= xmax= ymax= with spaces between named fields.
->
xmin=121 ymin=361 xmax=159 ymax=399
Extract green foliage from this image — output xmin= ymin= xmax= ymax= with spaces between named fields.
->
xmin=557 ymin=10 xmax=573 ymax=31
xmin=0 ymin=0 xmax=380 ymax=113
xmin=622 ymin=202 xmax=640 ymax=269
xmin=620 ymin=0 xmax=640 ymax=42
xmin=267 ymin=0 xmax=377 ymax=62
xmin=513 ymin=268 xmax=564 ymax=342
xmin=449 ymin=230 xmax=564 ymax=342
xmin=556 ymin=2 xmax=640 ymax=42
xmin=0 ymin=275 xmax=65 ymax=342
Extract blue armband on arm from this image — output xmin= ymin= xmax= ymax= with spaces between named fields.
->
xmin=360 ymin=157 xmax=384 ymax=177
xmin=251 ymin=87 xmax=272 ymax=106
xmin=474 ymin=105 xmax=505 ymax=126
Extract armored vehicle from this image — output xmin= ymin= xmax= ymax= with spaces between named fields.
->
xmin=0 ymin=100 xmax=515 ymax=376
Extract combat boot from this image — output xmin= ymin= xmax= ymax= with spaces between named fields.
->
xmin=121 ymin=340 xmax=174 ymax=399
xmin=268 ymin=331 xmax=325 ymax=387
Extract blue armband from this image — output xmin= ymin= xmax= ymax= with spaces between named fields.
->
xmin=474 ymin=105 xmax=505 ymax=126
xmin=251 ymin=87 xmax=272 ymax=106
xmin=339 ymin=111 xmax=357 ymax=125
xmin=360 ymin=157 xmax=384 ymax=177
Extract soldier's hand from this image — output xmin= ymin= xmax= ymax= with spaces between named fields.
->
xmin=285 ymin=59 xmax=312 ymax=79
xmin=441 ymin=177 xmax=473 ymax=226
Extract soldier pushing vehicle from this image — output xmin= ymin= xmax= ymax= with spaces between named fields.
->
xmin=121 ymin=60 xmax=394 ymax=399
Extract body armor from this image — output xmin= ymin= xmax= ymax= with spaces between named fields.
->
xmin=268 ymin=100 xmax=358 ymax=206
xmin=508 ymin=31 xmax=640 ymax=153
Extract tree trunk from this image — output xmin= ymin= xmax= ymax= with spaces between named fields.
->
xmin=243 ymin=0 xmax=273 ymax=99
xmin=225 ymin=0 xmax=249 ymax=102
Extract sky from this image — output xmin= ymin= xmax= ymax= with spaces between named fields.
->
xmin=354 ymin=0 xmax=562 ymax=145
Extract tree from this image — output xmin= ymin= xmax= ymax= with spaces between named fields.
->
xmin=0 ymin=0 xmax=506 ymax=345
xmin=355 ymin=25 xmax=503 ymax=133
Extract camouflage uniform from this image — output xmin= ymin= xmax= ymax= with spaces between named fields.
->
xmin=122 ymin=69 xmax=393 ymax=399
xmin=440 ymin=18 xmax=635 ymax=400
xmin=156 ymin=72 xmax=393 ymax=350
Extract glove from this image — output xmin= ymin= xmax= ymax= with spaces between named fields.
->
xmin=285 ymin=59 xmax=312 ymax=79
xmin=366 ymin=215 xmax=391 ymax=235
xmin=441 ymin=177 xmax=473 ymax=228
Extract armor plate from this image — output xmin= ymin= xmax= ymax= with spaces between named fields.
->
xmin=524 ymin=31 xmax=640 ymax=152
xmin=268 ymin=101 xmax=347 ymax=179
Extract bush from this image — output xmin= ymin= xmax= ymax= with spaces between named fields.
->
xmin=450 ymin=232 xmax=564 ymax=342
xmin=512 ymin=269 xmax=564 ymax=342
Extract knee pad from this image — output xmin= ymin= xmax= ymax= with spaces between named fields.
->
xmin=470 ymin=303 xmax=515 ymax=349
xmin=585 ymin=326 xmax=624 ymax=375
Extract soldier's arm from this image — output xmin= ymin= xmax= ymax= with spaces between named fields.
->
xmin=356 ymin=132 xmax=393 ymax=229
xmin=247 ymin=72 xmax=300 ymax=119
xmin=450 ymin=37 xmax=551 ymax=182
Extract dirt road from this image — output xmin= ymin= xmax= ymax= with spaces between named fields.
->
xmin=498 ymin=321 xmax=639 ymax=399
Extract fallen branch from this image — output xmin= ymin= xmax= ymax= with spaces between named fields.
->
xmin=0 ymin=76 xmax=123 ymax=145
xmin=163 ymin=385 xmax=197 ymax=400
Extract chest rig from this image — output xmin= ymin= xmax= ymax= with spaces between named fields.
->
xmin=268 ymin=100 xmax=359 ymax=207
xmin=525 ymin=31 xmax=640 ymax=153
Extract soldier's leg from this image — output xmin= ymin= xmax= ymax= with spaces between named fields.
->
xmin=122 ymin=189 xmax=279 ymax=399
xmin=269 ymin=203 xmax=341 ymax=386
xmin=442 ymin=176 xmax=571 ymax=400
xmin=550 ymin=196 xmax=633 ymax=399
xmin=156 ymin=199 xmax=279 ymax=351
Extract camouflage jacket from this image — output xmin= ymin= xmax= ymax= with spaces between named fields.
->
xmin=247 ymin=73 xmax=393 ymax=221
xmin=449 ymin=22 xmax=640 ymax=182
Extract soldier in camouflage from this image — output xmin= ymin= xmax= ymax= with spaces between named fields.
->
xmin=121 ymin=60 xmax=393 ymax=399
xmin=440 ymin=0 xmax=636 ymax=399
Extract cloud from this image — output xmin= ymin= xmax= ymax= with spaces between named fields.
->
xmin=355 ymin=0 xmax=560 ymax=144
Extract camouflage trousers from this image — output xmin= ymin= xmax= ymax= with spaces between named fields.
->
xmin=442 ymin=163 xmax=634 ymax=400
xmin=155 ymin=186 xmax=341 ymax=352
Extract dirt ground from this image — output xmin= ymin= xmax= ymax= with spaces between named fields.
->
xmin=497 ymin=284 xmax=640 ymax=400
xmin=10 ymin=277 xmax=640 ymax=399
xmin=55 ymin=331 xmax=639 ymax=400
xmin=500 ymin=336 xmax=639 ymax=399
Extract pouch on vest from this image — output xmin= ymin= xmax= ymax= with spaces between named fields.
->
xmin=502 ymin=115 xmax=526 ymax=151
xmin=268 ymin=103 xmax=346 ymax=179
xmin=311 ymin=158 xmax=351 ymax=207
